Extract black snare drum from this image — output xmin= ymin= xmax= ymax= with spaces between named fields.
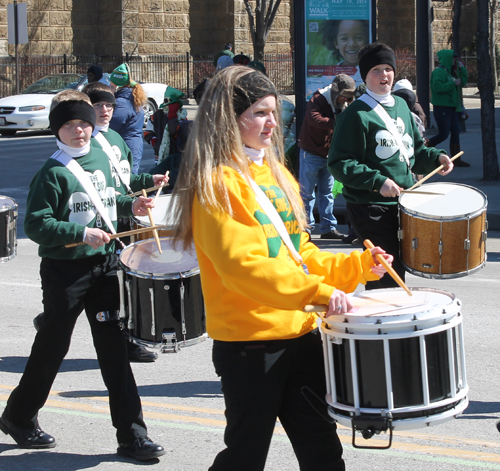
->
xmin=118 ymin=237 xmax=206 ymax=352
xmin=0 ymin=196 xmax=18 ymax=262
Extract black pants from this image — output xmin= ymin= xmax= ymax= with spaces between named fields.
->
xmin=210 ymin=330 xmax=345 ymax=471
xmin=346 ymin=202 xmax=404 ymax=290
xmin=4 ymin=254 xmax=147 ymax=443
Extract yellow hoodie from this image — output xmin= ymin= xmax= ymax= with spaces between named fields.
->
xmin=192 ymin=161 xmax=379 ymax=341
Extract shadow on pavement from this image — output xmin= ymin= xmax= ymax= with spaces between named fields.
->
xmin=56 ymin=381 xmax=223 ymax=400
xmin=0 ymin=448 xmax=161 ymax=468
xmin=0 ymin=357 xmax=99 ymax=374
xmin=459 ymin=400 xmax=500 ymax=420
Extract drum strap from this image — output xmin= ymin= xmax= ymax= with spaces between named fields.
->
xmin=242 ymin=172 xmax=309 ymax=274
xmin=52 ymin=151 xmax=117 ymax=235
xmin=94 ymin=132 xmax=133 ymax=194
xmin=359 ymin=94 xmax=411 ymax=168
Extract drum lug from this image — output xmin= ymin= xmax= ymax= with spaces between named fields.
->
xmin=464 ymin=239 xmax=470 ymax=250
xmin=161 ymin=329 xmax=180 ymax=353
xmin=439 ymin=240 xmax=443 ymax=254
xmin=481 ymin=230 xmax=487 ymax=242
xmin=117 ymin=269 xmax=126 ymax=319
xmin=397 ymin=229 xmax=403 ymax=241
xmin=411 ymin=238 xmax=418 ymax=251
xmin=329 ymin=336 xmax=343 ymax=345
xmin=350 ymin=413 xmax=393 ymax=449
xmin=125 ymin=279 xmax=134 ymax=329
xmin=149 ymin=287 xmax=156 ymax=336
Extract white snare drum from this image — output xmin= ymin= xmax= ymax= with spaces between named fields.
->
xmin=321 ymin=288 xmax=468 ymax=447
xmin=0 ymin=196 xmax=18 ymax=262
xmin=399 ymin=182 xmax=487 ymax=279
xmin=131 ymin=194 xmax=177 ymax=242
xmin=118 ymin=237 xmax=206 ymax=353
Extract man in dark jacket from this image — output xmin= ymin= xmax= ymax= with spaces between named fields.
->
xmin=298 ymin=74 xmax=355 ymax=239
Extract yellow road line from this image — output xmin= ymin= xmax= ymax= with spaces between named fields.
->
xmin=2 ymin=385 xmax=500 ymax=465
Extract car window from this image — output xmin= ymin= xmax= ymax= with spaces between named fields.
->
xmin=21 ymin=74 xmax=82 ymax=94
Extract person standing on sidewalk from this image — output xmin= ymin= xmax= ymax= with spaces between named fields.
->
xmin=428 ymin=49 xmax=470 ymax=167
xmin=298 ymin=74 xmax=355 ymax=239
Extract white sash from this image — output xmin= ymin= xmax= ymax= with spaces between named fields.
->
xmin=359 ymin=94 xmax=411 ymax=168
xmin=52 ymin=150 xmax=117 ymax=235
xmin=94 ymin=132 xmax=132 ymax=194
xmin=242 ymin=173 xmax=308 ymax=273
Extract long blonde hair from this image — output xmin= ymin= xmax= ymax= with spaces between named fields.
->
xmin=171 ymin=66 xmax=306 ymax=250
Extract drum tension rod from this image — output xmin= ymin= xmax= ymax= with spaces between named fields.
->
xmin=350 ymin=414 xmax=393 ymax=450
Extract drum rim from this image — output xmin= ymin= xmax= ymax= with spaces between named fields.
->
xmin=402 ymin=259 xmax=486 ymax=279
xmin=321 ymin=287 xmax=459 ymax=330
xmin=119 ymin=237 xmax=199 ymax=277
xmin=398 ymin=182 xmax=487 ymax=220
xmin=0 ymin=195 xmax=17 ymax=211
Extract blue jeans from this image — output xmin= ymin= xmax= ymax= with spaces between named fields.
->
xmin=299 ymin=150 xmax=337 ymax=234
xmin=428 ymin=105 xmax=461 ymax=147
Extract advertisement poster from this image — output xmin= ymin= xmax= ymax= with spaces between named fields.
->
xmin=305 ymin=0 xmax=373 ymax=99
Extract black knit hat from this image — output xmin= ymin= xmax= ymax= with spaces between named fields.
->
xmin=358 ymin=42 xmax=397 ymax=83
xmin=49 ymin=100 xmax=96 ymax=140
xmin=233 ymin=71 xmax=277 ymax=116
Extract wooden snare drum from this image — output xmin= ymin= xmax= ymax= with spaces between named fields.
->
xmin=399 ymin=182 xmax=487 ymax=279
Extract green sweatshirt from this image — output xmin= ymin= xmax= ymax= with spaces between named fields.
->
xmin=91 ymin=128 xmax=154 ymax=195
xmin=24 ymin=147 xmax=134 ymax=260
xmin=328 ymin=96 xmax=445 ymax=205
xmin=430 ymin=49 xmax=468 ymax=111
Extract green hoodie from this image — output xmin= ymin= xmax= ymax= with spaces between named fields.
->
xmin=430 ymin=49 xmax=468 ymax=111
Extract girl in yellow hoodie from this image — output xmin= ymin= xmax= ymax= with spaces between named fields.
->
xmin=171 ymin=66 xmax=392 ymax=471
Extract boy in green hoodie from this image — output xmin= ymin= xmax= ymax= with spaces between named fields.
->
xmin=0 ymin=90 xmax=165 ymax=462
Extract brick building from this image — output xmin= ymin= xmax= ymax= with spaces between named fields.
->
xmin=0 ymin=1 xmax=485 ymax=63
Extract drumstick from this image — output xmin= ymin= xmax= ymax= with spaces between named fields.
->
xmin=407 ymin=151 xmax=463 ymax=191
xmin=142 ymin=189 xmax=162 ymax=254
xmin=153 ymin=182 xmax=164 ymax=205
xmin=399 ymin=190 xmax=444 ymax=196
xmin=363 ymin=239 xmax=412 ymax=297
xmin=129 ymin=185 xmax=162 ymax=197
xmin=64 ymin=225 xmax=165 ymax=248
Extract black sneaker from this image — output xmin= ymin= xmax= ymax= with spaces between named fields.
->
xmin=320 ymin=229 xmax=347 ymax=240
xmin=117 ymin=436 xmax=166 ymax=461
xmin=33 ymin=313 xmax=45 ymax=332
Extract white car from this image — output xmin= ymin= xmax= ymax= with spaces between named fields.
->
xmin=0 ymin=73 xmax=167 ymax=136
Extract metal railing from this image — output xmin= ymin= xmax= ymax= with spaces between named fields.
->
xmin=0 ymin=52 xmax=295 ymax=99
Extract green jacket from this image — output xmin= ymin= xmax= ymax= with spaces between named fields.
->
xmin=91 ymin=129 xmax=154 ymax=195
xmin=24 ymin=147 xmax=134 ymax=260
xmin=430 ymin=49 xmax=468 ymax=111
xmin=328 ymin=96 xmax=445 ymax=206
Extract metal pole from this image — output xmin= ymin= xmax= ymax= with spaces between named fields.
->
xmin=14 ymin=0 xmax=19 ymax=94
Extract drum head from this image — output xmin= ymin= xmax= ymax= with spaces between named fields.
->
xmin=120 ymin=237 xmax=199 ymax=278
xmin=134 ymin=194 xmax=176 ymax=228
xmin=0 ymin=196 xmax=16 ymax=210
xmin=322 ymin=288 xmax=459 ymax=333
xmin=399 ymin=183 xmax=487 ymax=219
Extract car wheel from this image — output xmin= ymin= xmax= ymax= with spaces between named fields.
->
xmin=0 ymin=130 xmax=17 ymax=136
xmin=143 ymin=99 xmax=157 ymax=126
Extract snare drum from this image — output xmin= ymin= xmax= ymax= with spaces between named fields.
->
xmin=131 ymin=194 xmax=177 ymax=242
xmin=118 ymin=237 xmax=206 ymax=352
xmin=0 ymin=196 xmax=18 ymax=262
xmin=399 ymin=182 xmax=487 ymax=278
xmin=321 ymin=288 xmax=468 ymax=444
